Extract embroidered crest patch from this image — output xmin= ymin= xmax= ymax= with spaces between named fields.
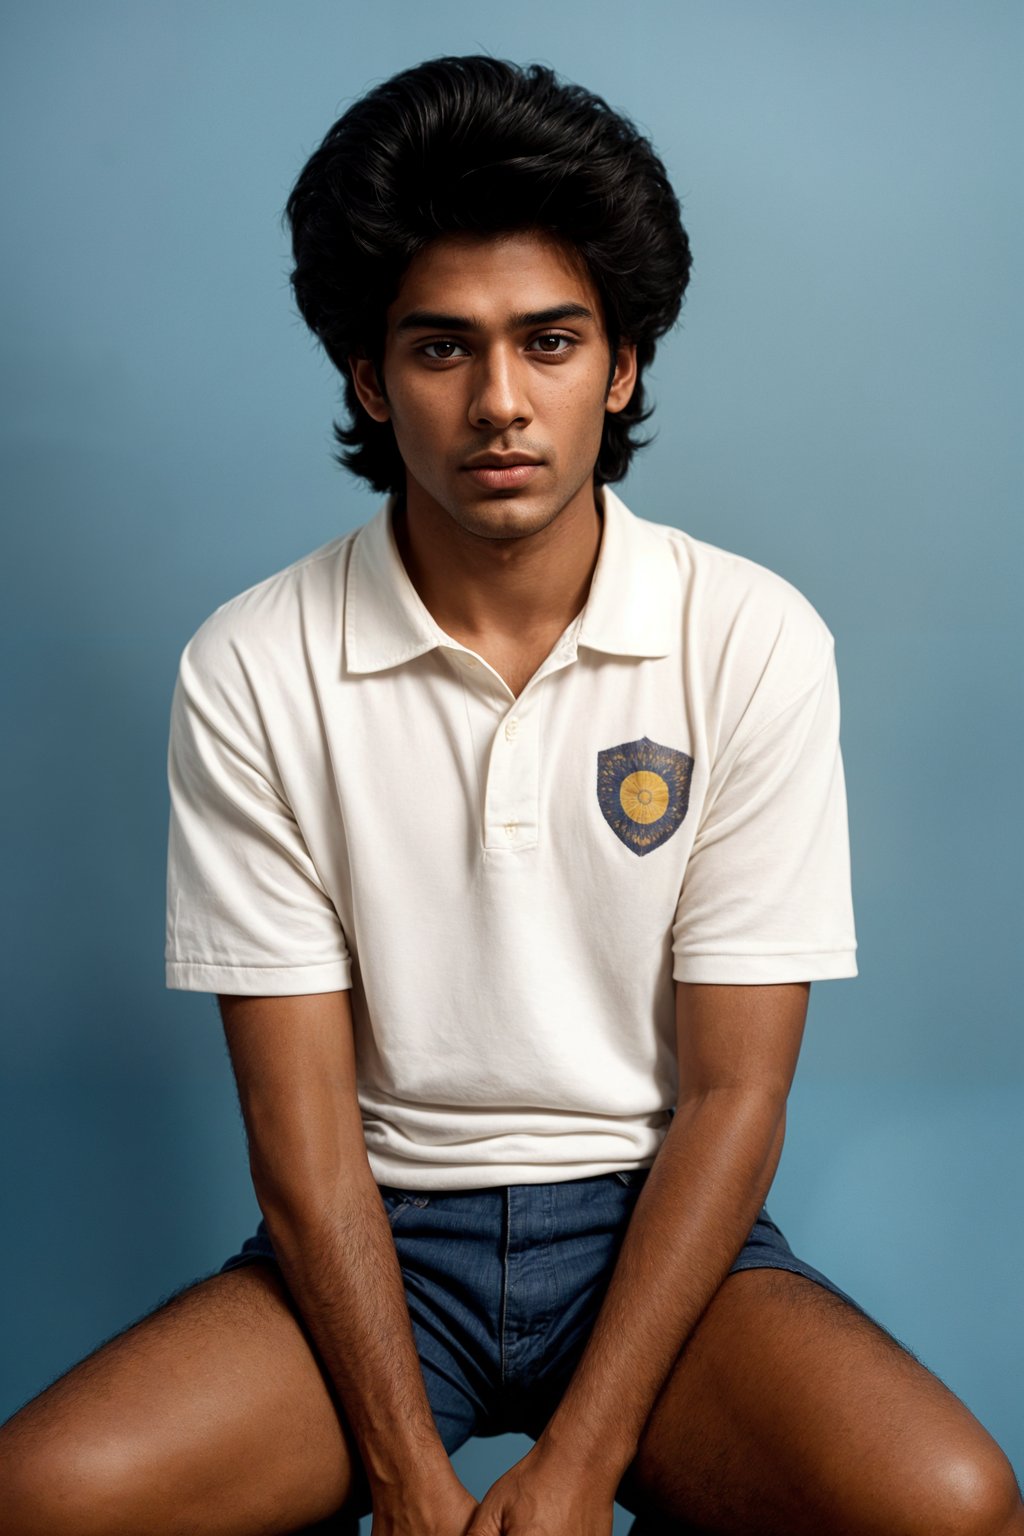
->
xmin=597 ymin=736 xmax=694 ymax=856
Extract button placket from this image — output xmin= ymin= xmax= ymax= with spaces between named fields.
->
xmin=484 ymin=698 xmax=533 ymax=849
xmin=479 ymin=636 xmax=578 ymax=852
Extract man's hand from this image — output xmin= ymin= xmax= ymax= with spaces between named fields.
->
xmin=467 ymin=1442 xmax=616 ymax=1535
xmin=371 ymin=1461 xmax=479 ymax=1534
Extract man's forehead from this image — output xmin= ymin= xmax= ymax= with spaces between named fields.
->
xmin=387 ymin=229 xmax=603 ymax=327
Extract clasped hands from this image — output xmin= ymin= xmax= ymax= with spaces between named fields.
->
xmin=371 ymin=1438 xmax=619 ymax=1535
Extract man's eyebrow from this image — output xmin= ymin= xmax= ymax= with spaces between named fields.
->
xmin=509 ymin=303 xmax=596 ymax=329
xmin=395 ymin=302 xmax=597 ymax=334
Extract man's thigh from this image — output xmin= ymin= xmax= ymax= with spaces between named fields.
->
xmin=618 ymin=1266 xmax=1023 ymax=1536
xmin=0 ymin=1260 xmax=367 ymax=1536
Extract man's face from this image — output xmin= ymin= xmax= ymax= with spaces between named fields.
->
xmin=350 ymin=230 xmax=637 ymax=541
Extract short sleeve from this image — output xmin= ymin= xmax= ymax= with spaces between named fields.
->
xmin=672 ymin=647 xmax=857 ymax=984
xmin=165 ymin=633 xmax=352 ymax=996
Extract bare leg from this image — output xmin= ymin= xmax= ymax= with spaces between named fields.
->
xmin=619 ymin=1268 xmax=1023 ymax=1536
xmin=0 ymin=1261 xmax=368 ymax=1535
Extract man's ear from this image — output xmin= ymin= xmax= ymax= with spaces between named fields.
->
xmin=349 ymin=355 xmax=390 ymax=423
xmin=605 ymin=340 xmax=638 ymax=415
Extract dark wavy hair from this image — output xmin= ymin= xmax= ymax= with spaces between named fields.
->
xmin=285 ymin=56 xmax=692 ymax=492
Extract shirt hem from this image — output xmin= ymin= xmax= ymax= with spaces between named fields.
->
xmin=165 ymin=959 xmax=353 ymax=995
xmin=365 ymin=1159 xmax=658 ymax=1192
xmin=672 ymin=950 xmax=858 ymax=984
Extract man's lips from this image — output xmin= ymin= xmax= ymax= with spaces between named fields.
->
xmin=464 ymin=463 xmax=541 ymax=489
xmin=461 ymin=457 xmax=544 ymax=490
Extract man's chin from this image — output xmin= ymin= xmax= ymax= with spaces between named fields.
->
xmin=455 ymin=500 xmax=564 ymax=541
xmin=444 ymin=484 xmax=567 ymax=541
xmin=404 ymin=468 xmax=595 ymax=542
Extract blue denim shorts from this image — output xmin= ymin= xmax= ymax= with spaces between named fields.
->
xmin=219 ymin=1171 xmax=865 ymax=1492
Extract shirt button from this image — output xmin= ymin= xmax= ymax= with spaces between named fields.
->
xmin=504 ymin=821 xmax=519 ymax=840
xmin=504 ymin=717 xmax=520 ymax=741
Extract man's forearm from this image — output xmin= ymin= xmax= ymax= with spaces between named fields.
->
xmin=257 ymin=1166 xmax=450 ymax=1495
xmin=535 ymin=1088 xmax=788 ymax=1484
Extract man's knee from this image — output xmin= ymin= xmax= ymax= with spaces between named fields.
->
xmin=0 ymin=1409 xmax=127 ymax=1536
xmin=922 ymin=1441 xmax=1024 ymax=1536
xmin=619 ymin=1430 xmax=1024 ymax=1536
xmin=846 ymin=1434 xmax=1023 ymax=1536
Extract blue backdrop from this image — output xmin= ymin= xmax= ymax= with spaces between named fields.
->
xmin=2 ymin=0 xmax=1021 ymax=1516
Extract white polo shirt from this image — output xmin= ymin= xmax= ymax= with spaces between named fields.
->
xmin=165 ymin=487 xmax=857 ymax=1190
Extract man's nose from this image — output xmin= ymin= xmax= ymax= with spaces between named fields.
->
xmin=468 ymin=348 xmax=532 ymax=430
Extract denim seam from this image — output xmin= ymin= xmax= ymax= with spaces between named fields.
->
xmin=499 ymin=1188 xmax=510 ymax=1385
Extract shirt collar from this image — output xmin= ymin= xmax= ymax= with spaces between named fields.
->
xmin=344 ymin=485 xmax=679 ymax=675
xmin=344 ymin=497 xmax=447 ymax=675
xmin=576 ymin=486 xmax=679 ymax=659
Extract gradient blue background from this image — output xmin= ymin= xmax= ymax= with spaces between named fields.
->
xmin=2 ymin=0 xmax=1021 ymax=1518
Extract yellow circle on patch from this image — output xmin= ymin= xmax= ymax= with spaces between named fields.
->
xmin=619 ymin=770 xmax=670 ymax=825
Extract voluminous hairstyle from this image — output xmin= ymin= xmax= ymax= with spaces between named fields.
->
xmin=285 ymin=55 xmax=692 ymax=492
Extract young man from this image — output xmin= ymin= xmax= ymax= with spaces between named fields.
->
xmin=2 ymin=55 xmax=1021 ymax=1536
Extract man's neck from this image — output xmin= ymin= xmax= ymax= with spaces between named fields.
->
xmin=392 ymin=483 xmax=604 ymax=650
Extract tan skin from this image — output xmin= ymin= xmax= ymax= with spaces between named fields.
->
xmin=348 ymin=228 xmax=639 ymax=696
xmin=1 ymin=230 xmax=1021 ymax=1535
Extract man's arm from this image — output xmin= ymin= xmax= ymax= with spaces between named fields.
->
xmin=531 ymin=980 xmax=808 ymax=1487
xmin=466 ymin=982 xmax=808 ymax=1531
xmin=218 ymin=990 xmax=470 ymax=1526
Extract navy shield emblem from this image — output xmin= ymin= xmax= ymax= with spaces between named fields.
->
xmin=597 ymin=736 xmax=694 ymax=856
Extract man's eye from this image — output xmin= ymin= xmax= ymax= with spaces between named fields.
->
xmin=530 ymin=334 xmax=574 ymax=354
xmin=421 ymin=340 xmax=466 ymax=359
